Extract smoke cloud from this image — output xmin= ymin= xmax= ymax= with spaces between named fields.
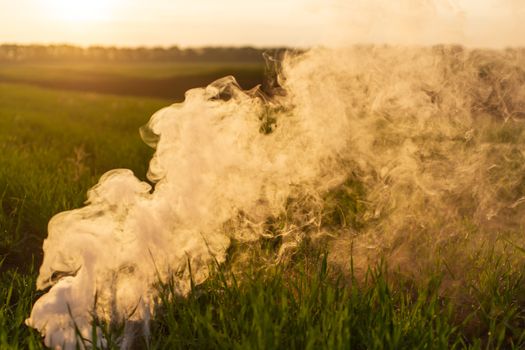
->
xmin=25 ymin=52 xmax=354 ymax=347
xmin=25 ymin=1 xmax=525 ymax=349
xmin=26 ymin=44 xmax=525 ymax=348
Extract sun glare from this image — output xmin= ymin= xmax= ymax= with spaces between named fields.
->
xmin=44 ymin=0 xmax=116 ymax=22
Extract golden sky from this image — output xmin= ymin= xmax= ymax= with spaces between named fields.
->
xmin=0 ymin=0 xmax=523 ymax=47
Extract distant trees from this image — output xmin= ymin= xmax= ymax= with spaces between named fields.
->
xmin=0 ymin=44 xmax=287 ymax=63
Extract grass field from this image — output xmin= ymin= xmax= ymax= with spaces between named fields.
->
xmin=0 ymin=76 xmax=176 ymax=348
xmin=0 ymin=61 xmax=265 ymax=99
xmin=1 ymin=62 xmax=525 ymax=349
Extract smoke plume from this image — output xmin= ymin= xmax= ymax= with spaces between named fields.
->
xmin=25 ymin=49 xmax=354 ymax=347
xmin=25 ymin=44 xmax=525 ymax=348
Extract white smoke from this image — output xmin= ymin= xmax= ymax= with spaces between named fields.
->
xmin=26 ymin=45 xmax=525 ymax=348
xmin=25 ymin=55 xmax=352 ymax=348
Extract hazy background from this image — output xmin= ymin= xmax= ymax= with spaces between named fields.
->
xmin=0 ymin=0 xmax=524 ymax=48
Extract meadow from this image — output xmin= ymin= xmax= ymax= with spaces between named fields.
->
xmin=0 ymin=61 xmax=265 ymax=99
xmin=1 ymin=59 xmax=525 ymax=349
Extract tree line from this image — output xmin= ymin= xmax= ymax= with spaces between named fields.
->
xmin=0 ymin=44 xmax=288 ymax=63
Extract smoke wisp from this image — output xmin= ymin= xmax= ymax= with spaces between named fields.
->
xmin=26 ymin=45 xmax=525 ymax=348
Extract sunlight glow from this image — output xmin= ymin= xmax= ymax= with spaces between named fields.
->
xmin=44 ymin=0 xmax=117 ymax=22
xmin=1 ymin=0 xmax=523 ymax=47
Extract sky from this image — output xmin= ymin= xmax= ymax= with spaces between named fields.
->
xmin=0 ymin=0 xmax=523 ymax=48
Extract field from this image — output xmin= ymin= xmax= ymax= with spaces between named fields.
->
xmin=0 ymin=61 xmax=265 ymax=99
xmin=1 ymin=59 xmax=525 ymax=349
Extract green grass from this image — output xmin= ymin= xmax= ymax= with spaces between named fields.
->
xmin=0 ymin=76 xmax=525 ymax=349
xmin=149 ymin=254 xmax=460 ymax=350
xmin=0 ymin=262 xmax=43 ymax=349
xmin=56 ymin=248 xmax=525 ymax=349
xmin=0 ymin=82 xmax=169 ymax=267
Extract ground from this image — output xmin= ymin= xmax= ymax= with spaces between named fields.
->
xmin=1 ymin=61 xmax=524 ymax=349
